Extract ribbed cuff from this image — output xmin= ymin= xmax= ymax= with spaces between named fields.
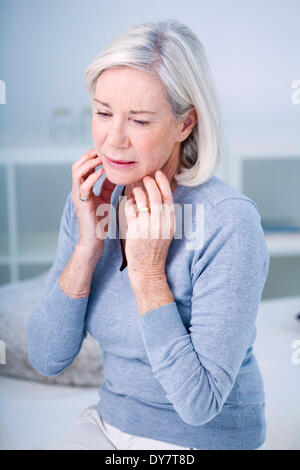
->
xmin=44 ymin=277 xmax=89 ymax=328
xmin=137 ymin=301 xmax=188 ymax=353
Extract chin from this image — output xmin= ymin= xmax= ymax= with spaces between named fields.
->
xmin=103 ymin=168 xmax=138 ymax=185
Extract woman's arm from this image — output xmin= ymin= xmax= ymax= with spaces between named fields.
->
xmin=59 ymin=243 xmax=100 ymax=298
xmin=27 ymin=192 xmax=100 ymax=377
xmin=133 ymin=274 xmax=175 ymax=316
xmin=137 ymin=198 xmax=270 ymax=426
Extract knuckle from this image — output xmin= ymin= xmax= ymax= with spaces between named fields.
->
xmin=86 ymin=149 xmax=96 ymax=158
xmin=72 ymin=167 xmax=78 ymax=178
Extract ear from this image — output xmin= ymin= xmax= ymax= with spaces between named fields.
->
xmin=177 ymin=107 xmax=198 ymax=142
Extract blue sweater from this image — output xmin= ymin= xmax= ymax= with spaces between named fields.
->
xmin=27 ymin=175 xmax=269 ymax=450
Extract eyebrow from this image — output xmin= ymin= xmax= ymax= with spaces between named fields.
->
xmin=93 ymin=98 xmax=158 ymax=115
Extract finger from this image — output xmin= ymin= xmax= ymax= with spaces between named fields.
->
xmin=132 ymin=184 xmax=150 ymax=215
xmin=79 ymin=167 xmax=103 ymax=197
xmin=142 ymin=176 xmax=162 ymax=237
xmin=73 ymin=156 xmax=102 ymax=192
xmin=72 ymin=148 xmax=100 ymax=171
xmin=154 ymin=171 xmax=174 ymax=213
xmin=125 ymin=196 xmax=138 ymax=221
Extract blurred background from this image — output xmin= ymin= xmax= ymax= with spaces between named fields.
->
xmin=0 ymin=0 xmax=299 ymax=450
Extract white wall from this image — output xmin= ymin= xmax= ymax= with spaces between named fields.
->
xmin=0 ymin=0 xmax=300 ymax=147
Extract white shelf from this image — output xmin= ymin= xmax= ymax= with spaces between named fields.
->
xmin=265 ymin=233 xmax=300 ymax=257
xmin=0 ymin=233 xmax=9 ymax=256
xmin=228 ymin=139 xmax=300 ymax=192
xmin=227 ymin=139 xmax=300 ymax=262
xmin=0 ymin=145 xmax=89 ymax=284
xmin=0 ymin=145 xmax=89 ymax=164
xmin=0 ymin=257 xmax=55 ymax=265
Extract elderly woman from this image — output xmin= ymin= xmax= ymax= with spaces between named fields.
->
xmin=27 ymin=19 xmax=269 ymax=450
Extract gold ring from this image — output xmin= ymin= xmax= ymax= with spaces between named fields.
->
xmin=137 ymin=206 xmax=150 ymax=214
xmin=79 ymin=193 xmax=90 ymax=202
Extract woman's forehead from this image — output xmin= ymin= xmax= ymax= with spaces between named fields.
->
xmin=96 ymin=67 xmax=164 ymax=96
xmin=94 ymin=68 xmax=170 ymax=114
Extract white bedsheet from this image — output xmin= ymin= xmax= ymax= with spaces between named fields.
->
xmin=253 ymin=296 xmax=300 ymax=450
xmin=1 ymin=296 xmax=300 ymax=450
xmin=0 ymin=377 xmax=99 ymax=450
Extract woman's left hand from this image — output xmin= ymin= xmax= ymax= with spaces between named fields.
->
xmin=124 ymin=170 xmax=176 ymax=287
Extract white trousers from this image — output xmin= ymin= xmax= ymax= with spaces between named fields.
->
xmin=44 ymin=404 xmax=266 ymax=450
xmin=44 ymin=404 xmax=194 ymax=450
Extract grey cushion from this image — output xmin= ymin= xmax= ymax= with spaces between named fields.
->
xmin=0 ymin=271 xmax=104 ymax=387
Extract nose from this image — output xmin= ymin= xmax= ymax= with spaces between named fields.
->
xmin=105 ymin=117 xmax=129 ymax=148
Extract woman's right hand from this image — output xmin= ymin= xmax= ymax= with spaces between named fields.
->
xmin=72 ymin=148 xmax=117 ymax=258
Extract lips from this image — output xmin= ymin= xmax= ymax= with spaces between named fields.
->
xmin=105 ymin=155 xmax=134 ymax=164
xmin=104 ymin=155 xmax=137 ymax=169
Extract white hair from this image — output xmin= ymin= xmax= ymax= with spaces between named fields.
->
xmin=84 ymin=19 xmax=222 ymax=187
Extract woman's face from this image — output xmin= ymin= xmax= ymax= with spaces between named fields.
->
xmin=92 ymin=66 xmax=193 ymax=188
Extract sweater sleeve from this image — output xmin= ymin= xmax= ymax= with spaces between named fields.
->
xmin=137 ymin=198 xmax=270 ymax=426
xmin=27 ymin=192 xmax=90 ymax=377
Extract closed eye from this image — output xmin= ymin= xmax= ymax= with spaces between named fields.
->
xmin=95 ymin=112 xmax=149 ymax=126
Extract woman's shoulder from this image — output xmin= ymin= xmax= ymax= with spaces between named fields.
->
xmin=174 ymin=176 xmax=266 ymax=264
xmin=178 ymin=175 xmax=261 ymax=223
xmin=188 ymin=177 xmax=269 ymax=283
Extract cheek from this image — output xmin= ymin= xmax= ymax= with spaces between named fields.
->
xmin=139 ymin=140 xmax=163 ymax=166
xmin=143 ymin=136 xmax=172 ymax=160
xmin=138 ymin=130 xmax=166 ymax=154
xmin=91 ymin=118 xmax=105 ymax=142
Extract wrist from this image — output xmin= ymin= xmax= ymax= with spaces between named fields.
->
xmin=129 ymin=269 xmax=167 ymax=292
xmin=132 ymin=275 xmax=175 ymax=316
xmin=75 ymin=242 xmax=103 ymax=263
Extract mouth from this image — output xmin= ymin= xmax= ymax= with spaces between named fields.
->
xmin=104 ymin=155 xmax=137 ymax=169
